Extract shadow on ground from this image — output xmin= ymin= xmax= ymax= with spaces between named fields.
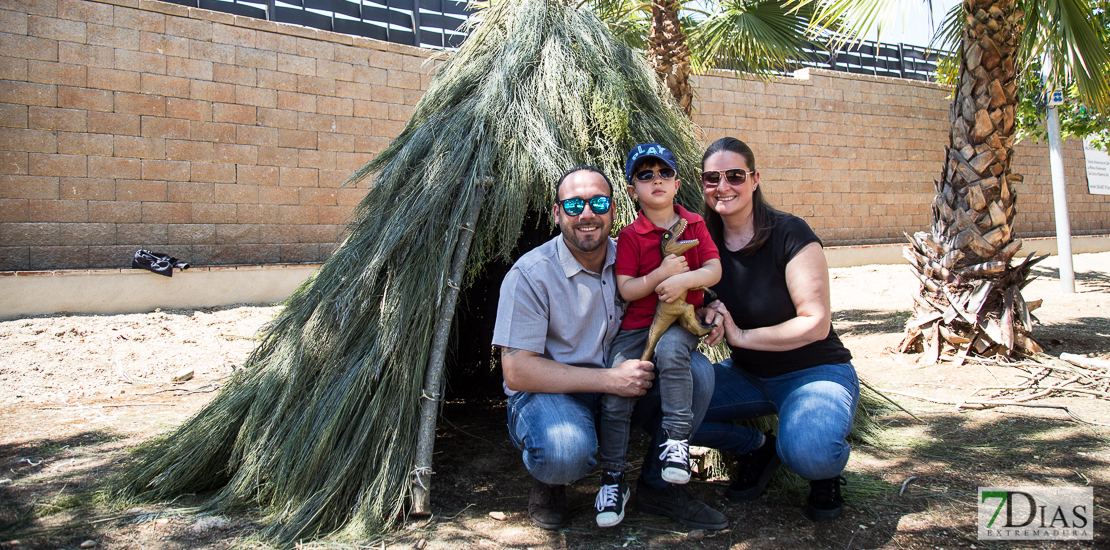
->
xmin=2 ymin=398 xmax=1106 ymax=549
xmin=1029 ymin=266 xmax=1110 ymax=294
xmin=1035 ymin=316 xmax=1110 ymax=356
xmin=421 ymin=398 xmax=1109 ymax=549
xmin=833 ymin=309 xmax=913 ymax=338
xmin=0 ymin=431 xmax=118 ymax=532
xmin=832 ymin=306 xmax=1110 ymax=359
xmin=0 ymin=430 xmax=253 ymax=549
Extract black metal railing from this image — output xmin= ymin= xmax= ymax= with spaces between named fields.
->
xmin=796 ymin=41 xmax=940 ymax=81
xmin=716 ymin=40 xmax=941 ymax=82
xmin=165 ymin=0 xmax=469 ymax=49
xmin=163 ymin=0 xmax=940 ymax=80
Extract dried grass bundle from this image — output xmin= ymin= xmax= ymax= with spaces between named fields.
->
xmin=107 ymin=0 xmax=702 ymax=544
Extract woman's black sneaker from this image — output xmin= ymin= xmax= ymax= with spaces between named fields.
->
xmin=635 ymin=479 xmax=728 ymax=530
xmin=725 ymin=431 xmax=781 ymax=502
xmin=805 ymin=475 xmax=846 ymax=522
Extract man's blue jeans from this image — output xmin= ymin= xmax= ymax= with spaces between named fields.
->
xmin=692 ymin=360 xmax=859 ymax=481
xmin=506 ymin=351 xmax=714 ymax=489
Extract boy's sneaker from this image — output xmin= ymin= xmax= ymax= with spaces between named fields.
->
xmin=595 ymin=471 xmax=630 ymax=528
xmin=529 ymin=477 xmax=567 ymax=530
xmin=805 ymin=475 xmax=846 ymax=522
xmin=658 ymin=436 xmax=691 ymax=484
xmin=726 ymin=431 xmax=781 ymax=501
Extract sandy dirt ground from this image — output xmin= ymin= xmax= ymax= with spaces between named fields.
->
xmin=1 ymin=251 xmax=1108 ymax=549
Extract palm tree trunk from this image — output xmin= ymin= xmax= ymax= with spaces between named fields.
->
xmin=900 ymin=0 xmax=1046 ymax=359
xmin=648 ymin=0 xmax=694 ymax=116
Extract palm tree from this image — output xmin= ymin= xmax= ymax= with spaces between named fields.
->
xmin=586 ymin=0 xmax=826 ymax=116
xmin=811 ymin=0 xmax=1110 ymax=359
xmin=648 ymin=0 xmax=695 ymax=114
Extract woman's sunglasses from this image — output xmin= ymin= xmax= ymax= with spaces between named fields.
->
xmin=558 ymin=195 xmax=611 ymax=216
xmin=701 ymin=169 xmax=754 ymax=188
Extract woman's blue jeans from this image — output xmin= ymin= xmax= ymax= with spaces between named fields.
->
xmin=692 ymin=359 xmax=859 ymax=481
xmin=506 ymin=351 xmax=714 ymax=489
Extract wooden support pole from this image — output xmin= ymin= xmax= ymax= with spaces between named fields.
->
xmin=410 ymin=182 xmax=486 ymax=515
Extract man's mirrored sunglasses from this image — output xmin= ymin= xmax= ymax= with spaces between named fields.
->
xmin=634 ymin=167 xmax=677 ymax=182
xmin=701 ymin=169 xmax=754 ymax=188
xmin=559 ymin=195 xmax=611 ymax=216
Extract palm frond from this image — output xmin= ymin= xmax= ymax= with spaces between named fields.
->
xmin=581 ymin=0 xmax=652 ymax=50
xmin=801 ymin=0 xmax=934 ymax=46
xmin=931 ymin=2 xmax=963 ymax=88
xmin=1019 ymin=0 xmax=1110 ymax=112
xmin=932 ymin=0 xmax=963 ymax=52
xmin=691 ymin=0 xmax=824 ymax=77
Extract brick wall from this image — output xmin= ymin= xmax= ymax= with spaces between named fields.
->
xmin=0 ymin=0 xmax=436 ymax=271
xmin=1 ymin=0 xmax=1107 ymax=271
xmin=692 ymin=68 xmax=1110 ymax=245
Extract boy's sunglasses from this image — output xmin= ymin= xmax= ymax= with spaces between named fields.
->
xmin=701 ymin=169 xmax=754 ymax=188
xmin=633 ymin=167 xmax=677 ymax=182
xmin=558 ymin=195 xmax=611 ymax=216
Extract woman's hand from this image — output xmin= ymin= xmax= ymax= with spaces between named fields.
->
xmin=699 ymin=300 xmax=736 ymax=347
xmin=719 ymin=242 xmax=832 ymax=352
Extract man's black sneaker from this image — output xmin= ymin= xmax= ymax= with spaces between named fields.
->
xmin=595 ymin=471 xmax=630 ymax=528
xmin=658 ymin=436 xmax=691 ymax=484
xmin=726 ymin=431 xmax=781 ymax=502
xmin=529 ymin=477 xmax=567 ymax=530
xmin=635 ymin=479 xmax=728 ymax=530
xmin=805 ymin=475 xmax=846 ymax=522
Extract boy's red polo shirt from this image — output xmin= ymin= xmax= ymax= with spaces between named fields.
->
xmin=615 ymin=205 xmax=720 ymax=330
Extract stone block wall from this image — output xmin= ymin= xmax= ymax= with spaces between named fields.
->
xmin=0 ymin=0 xmax=436 ymax=270
xmin=1 ymin=0 xmax=1107 ymax=271
xmin=692 ymin=68 xmax=1108 ymax=245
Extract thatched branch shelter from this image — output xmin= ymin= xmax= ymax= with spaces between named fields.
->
xmin=108 ymin=0 xmax=707 ymax=543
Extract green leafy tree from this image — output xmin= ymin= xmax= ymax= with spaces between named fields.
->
xmin=1015 ymin=70 xmax=1110 ymax=150
xmin=1012 ymin=2 xmax=1110 ymax=150
xmin=811 ymin=0 xmax=1110 ymax=358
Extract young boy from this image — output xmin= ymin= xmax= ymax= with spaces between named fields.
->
xmin=594 ymin=143 xmax=721 ymax=528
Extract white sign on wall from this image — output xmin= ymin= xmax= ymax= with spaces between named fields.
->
xmin=1084 ymin=137 xmax=1110 ymax=195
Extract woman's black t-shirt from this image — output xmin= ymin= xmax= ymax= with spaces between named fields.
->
xmin=711 ymin=213 xmax=852 ymax=378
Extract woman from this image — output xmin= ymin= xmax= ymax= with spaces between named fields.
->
xmin=693 ymin=137 xmax=858 ymax=522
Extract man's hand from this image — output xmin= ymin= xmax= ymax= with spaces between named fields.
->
xmin=501 ymin=347 xmax=654 ymax=396
xmin=607 ymin=359 xmax=655 ymax=397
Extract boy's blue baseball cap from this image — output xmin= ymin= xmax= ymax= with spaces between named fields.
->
xmin=624 ymin=143 xmax=678 ymax=183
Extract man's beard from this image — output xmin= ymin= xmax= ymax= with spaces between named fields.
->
xmin=560 ymin=219 xmax=606 ymax=254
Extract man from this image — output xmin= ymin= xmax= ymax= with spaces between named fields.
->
xmin=493 ymin=165 xmax=727 ymax=531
